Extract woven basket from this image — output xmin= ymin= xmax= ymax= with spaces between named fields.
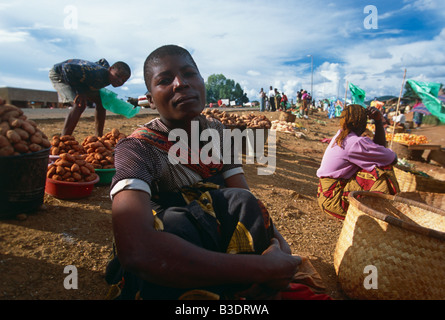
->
xmin=279 ymin=111 xmax=296 ymax=123
xmin=334 ymin=191 xmax=445 ymax=300
xmin=394 ymin=166 xmax=445 ymax=193
xmin=397 ymin=191 xmax=445 ymax=211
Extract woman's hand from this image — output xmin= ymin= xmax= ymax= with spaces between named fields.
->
xmin=367 ymin=106 xmax=387 ymax=146
xmin=273 ymin=225 xmax=292 ymax=255
xmin=366 ymin=106 xmax=383 ymax=122
xmin=234 ymin=238 xmax=301 ymax=299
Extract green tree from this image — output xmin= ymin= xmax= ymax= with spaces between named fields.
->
xmin=205 ymin=74 xmax=249 ymax=104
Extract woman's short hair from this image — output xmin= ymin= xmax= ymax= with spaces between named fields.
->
xmin=143 ymin=45 xmax=198 ymax=91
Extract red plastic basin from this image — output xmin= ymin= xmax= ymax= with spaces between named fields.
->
xmin=45 ymin=175 xmax=99 ymax=200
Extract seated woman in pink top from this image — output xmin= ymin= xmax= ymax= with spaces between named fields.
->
xmin=316 ymin=104 xmax=399 ymax=219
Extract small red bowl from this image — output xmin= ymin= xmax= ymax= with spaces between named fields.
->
xmin=45 ymin=175 xmax=100 ymax=200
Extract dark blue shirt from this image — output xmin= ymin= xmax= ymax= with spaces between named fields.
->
xmin=53 ymin=59 xmax=111 ymax=94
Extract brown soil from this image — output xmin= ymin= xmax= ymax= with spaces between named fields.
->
xmin=1 ymin=109 xmax=444 ymax=300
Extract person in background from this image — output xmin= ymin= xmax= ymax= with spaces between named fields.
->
xmin=49 ymin=58 xmax=131 ymax=137
xmin=281 ymin=92 xmax=288 ymax=111
xmin=274 ymin=88 xmax=281 ymax=112
xmin=259 ymin=88 xmax=266 ymax=112
xmin=393 ymin=109 xmax=406 ymax=130
xmin=316 ymin=105 xmax=399 ymax=219
xmin=297 ymin=89 xmax=303 ymax=104
xmin=413 ymin=99 xmax=424 ymax=128
xmin=300 ymin=90 xmax=308 ymax=117
xmin=268 ymin=86 xmax=276 ymax=112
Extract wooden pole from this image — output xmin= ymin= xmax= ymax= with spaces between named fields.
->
xmin=389 ymin=69 xmax=407 ymax=150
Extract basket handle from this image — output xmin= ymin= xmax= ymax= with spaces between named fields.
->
xmin=349 ymin=191 xmax=445 ymax=241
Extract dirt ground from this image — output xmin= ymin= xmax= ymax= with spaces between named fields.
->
xmin=1 ymin=108 xmax=444 ymax=300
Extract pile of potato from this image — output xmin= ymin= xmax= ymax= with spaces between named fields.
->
xmin=81 ymin=129 xmax=126 ymax=169
xmin=202 ymin=109 xmax=246 ymax=128
xmin=101 ymin=128 xmax=126 ymax=147
xmin=50 ymin=135 xmax=85 ymax=155
xmin=218 ymin=111 xmax=247 ymax=128
xmin=47 ymin=153 xmax=98 ymax=182
xmin=46 ymin=127 xmax=127 ymax=182
xmin=270 ymin=120 xmax=298 ymax=133
xmin=0 ymin=104 xmax=51 ymax=156
xmin=82 ymin=136 xmax=115 ymax=169
xmin=239 ymin=114 xmax=271 ymax=129
xmin=201 ymin=109 xmax=271 ymax=129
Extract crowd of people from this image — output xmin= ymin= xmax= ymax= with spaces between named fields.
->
xmin=258 ymin=87 xmax=313 ymax=116
xmin=360 ymin=98 xmax=425 ymax=130
xmin=255 ymin=87 xmax=403 ymax=220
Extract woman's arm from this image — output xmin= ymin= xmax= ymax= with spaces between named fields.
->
xmin=367 ymin=107 xmax=386 ymax=147
xmin=373 ymin=119 xmax=386 ymax=147
xmin=224 ymin=172 xmax=250 ymax=189
xmin=112 ymin=189 xmax=299 ymax=290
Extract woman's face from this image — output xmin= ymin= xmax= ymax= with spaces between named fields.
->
xmin=146 ymin=54 xmax=206 ymax=128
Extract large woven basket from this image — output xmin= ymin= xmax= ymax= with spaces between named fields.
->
xmin=397 ymin=191 xmax=445 ymax=211
xmin=334 ymin=191 xmax=445 ymax=300
xmin=394 ymin=166 xmax=445 ymax=193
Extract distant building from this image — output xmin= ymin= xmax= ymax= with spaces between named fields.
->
xmin=0 ymin=86 xmax=60 ymax=108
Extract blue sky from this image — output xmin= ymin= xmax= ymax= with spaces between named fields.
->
xmin=0 ymin=0 xmax=444 ymax=102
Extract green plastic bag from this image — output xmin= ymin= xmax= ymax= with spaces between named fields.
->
xmin=99 ymin=88 xmax=140 ymax=118
xmin=406 ymin=80 xmax=445 ymax=124
xmin=349 ymin=83 xmax=366 ymax=108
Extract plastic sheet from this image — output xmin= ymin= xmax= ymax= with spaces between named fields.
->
xmin=100 ymin=88 xmax=140 ymax=118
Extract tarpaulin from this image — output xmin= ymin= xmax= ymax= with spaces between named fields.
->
xmin=348 ymin=83 xmax=366 ymax=107
xmin=411 ymin=102 xmax=431 ymax=115
xmin=100 ymin=88 xmax=141 ymax=118
xmin=406 ymin=80 xmax=445 ymax=123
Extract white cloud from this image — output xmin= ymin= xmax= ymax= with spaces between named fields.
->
xmin=317 ymin=62 xmax=344 ymax=98
xmin=0 ymin=29 xmax=28 ymax=43
xmin=0 ymin=73 xmax=52 ymax=91
xmin=0 ymin=0 xmax=444 ymax=102
xmin=127 ymin=78 xmax=145 ymax=85
xmin=247 ymin=70 xmax=261 ymax=77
